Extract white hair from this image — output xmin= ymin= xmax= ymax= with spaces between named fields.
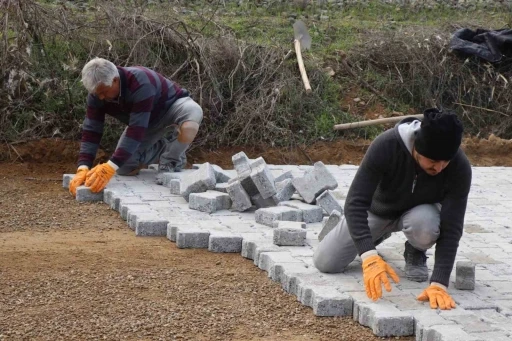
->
xmin=81 ymin=57 xmax=119 ymax=93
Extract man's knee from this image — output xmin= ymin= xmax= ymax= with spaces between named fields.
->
xmin=177 ymin=121 xmax=199 ymax=144
xmin=402 ymin=204 xmax=440 ymax=250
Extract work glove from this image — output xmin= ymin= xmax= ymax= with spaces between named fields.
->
xmin=362 ymin=253 xmax=400 ymax=301
xmin=85 ymin=161 xmax=117 ymax=193
xmin=417 ymin=283 xmax=456 ymax=310
xmin=69 ymin=167 xmax=89 ymax=196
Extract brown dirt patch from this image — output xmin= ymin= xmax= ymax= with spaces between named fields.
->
xmin=2 ymin=133 xmax=512 ymax=170
xmin=0 ymin=163 xmax=412 ymax=341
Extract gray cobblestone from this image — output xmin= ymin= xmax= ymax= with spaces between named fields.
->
xmin=316 ymin=189 xmax=343 ymax=215
xmin=208 ymin=233 xmax=243 ymax=253
xmin=278 ymin=200 xmax=323 ymax=223
xmin=255 ymin=206 xmax=303 ymax=227
xmin=189 ymin=191 xmax=231 ymax=213
xmin=180 ymin=163 xmax=217 ymax=201
xmin=76 ymin=186 xmax=104 ymax=202
xmin=312 ymin=287 xmax=353 ymax=317
xmin=318 ymin=209 xmax=342 ymax=241
xmin=135 ymin=217 xmax=169 ymax=236
xmin=250 ymin=159 xmax=276 ymax=199
xmin=62 ymin=174 xmax=74 ymax=189
xmin=292 ymin=161 xmax=338 ymax=203
xmin=455 ymin=261 xmax=476 ymax=290
xmin=273 ymin=227 xmax=306 ymax=246
xmin=176 ymin=229 xmax=210 ymax=248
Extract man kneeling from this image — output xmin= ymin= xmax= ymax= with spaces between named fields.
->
xmin=313 ymin=108 xmax=472 ymax=310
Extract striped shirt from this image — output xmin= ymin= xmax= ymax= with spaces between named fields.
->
xmin=78 ymin=66 xmax=189 ymax=168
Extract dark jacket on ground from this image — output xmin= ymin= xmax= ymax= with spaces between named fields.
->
xmin=344 ymin=117 xmax=472 ymax=287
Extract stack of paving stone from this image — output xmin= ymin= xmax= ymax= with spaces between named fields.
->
xmin=159 ymin=151 xmax=346 ymax=246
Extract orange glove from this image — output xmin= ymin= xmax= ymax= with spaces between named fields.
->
xmin=85 ymin=162 xmax=116 ymax=193
xmin=417 ymin=283 xmax=456 ymax=310
xmin=362 ymin=253 xmax=400 ymax=301
xmin=69 ymin=167 xmax=89 ymax=196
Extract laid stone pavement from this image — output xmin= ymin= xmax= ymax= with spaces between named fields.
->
xmin=64 ymin=165 xmax=512 ymax=341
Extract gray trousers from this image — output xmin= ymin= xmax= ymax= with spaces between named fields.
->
xmin=313 ymin=204 xmax=441 ymax=273
xmin=117 ymin=97 xmax=203 ymax=175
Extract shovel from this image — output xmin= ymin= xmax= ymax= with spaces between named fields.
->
xmin=293 ymin=20 xmax=312 ymax=94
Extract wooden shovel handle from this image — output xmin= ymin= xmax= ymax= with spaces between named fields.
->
xmin=294 ymin=39 xmax=312 ymax=94
xmin=333 ymin=114 xmax=423 ymax=131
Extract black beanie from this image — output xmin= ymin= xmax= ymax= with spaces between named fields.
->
xmin=414 ymin=108 xmax=464 ymax=161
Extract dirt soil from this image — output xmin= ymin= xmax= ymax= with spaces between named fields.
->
xmin=0 ymin=162 xmax=413 ymax=341
xmin=2 ymin=133 xmax=512 ymax=167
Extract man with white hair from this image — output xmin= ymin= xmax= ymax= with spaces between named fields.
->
xmin=69 ymin=57 xmax=203 ymax=195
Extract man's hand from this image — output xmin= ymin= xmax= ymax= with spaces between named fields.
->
xmin=85 ymin=162 xmax=117 ymax=193
xmin=417 ymin=283 xmax=456 ymax=310
xmin=69 ymin=167 xmax=89 ymax=196
xmin=362 ymin=253 xmax=400 ymax=301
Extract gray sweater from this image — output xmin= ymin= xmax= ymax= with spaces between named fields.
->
xmin=345 ymin=118 xmax=472 ymax=287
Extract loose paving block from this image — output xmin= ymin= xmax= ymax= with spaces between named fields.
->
xmin=312 ymin=287 xmax=353 ymax=317
xmin=316 ymin=189 xmax=343 ymax=215
xmin=455 ymin=261 xmax=476 ymax=290
xmin=250 ymin=159 xmax=276 ymax=199
xmin=62 ymin=174 xmax=74 ymax=189
xmin=255 ymin=206 xmax=303 ymax=227
xmin=170 ymin=179 xmax=181 ymax=195
xmin=135 ymin=217 xmax=169 ymax=236
xmin=76 ymin=186 xmax=104 ymax=202
xmin=292 ymin=161 xmax=338 ymax=203
xmin=180 ymin=163 xmax=217 ymax=201
xmin=274 ymin=179 xmax=296 ymax=203
xmin=232 ymin=151 xmax=251 ymax=175
xmin=273 ymin=227 xmax=307 ymax=246
xmin=251 ymin=193 xmax=278 ymax=209
xmin=176 ymin=229 xmax=210 ymax=248
xmin=214 ymin=183 xmax=229 ymax=193
xmin=189 ymin=191 xmax=231 ymax=213
xmin=319 ymin=210 xmax=342 ymax=241
xmin=208 ymin=233 xmax=243 ymax=253
xmin=212 ymin=164 xmax=233 ymax=183
xmin=274 ymin=170 xmax=293 ymax=183
xmin=279 ymin=200 xmax=323 ymax=223
xmin=239 ymin=170 xmax=260 ymax=197
xmin=226 ymin=180 xmax=252 ymax=212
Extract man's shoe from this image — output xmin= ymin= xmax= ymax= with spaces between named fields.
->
xmin=403 ymin=241 xmax=429 ymax=282
xmin=158 ymin=163 xmax=176 ymax=173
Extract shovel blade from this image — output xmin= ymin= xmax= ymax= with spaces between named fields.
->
xmin=293 ymin=20 xmax=312 ymax=50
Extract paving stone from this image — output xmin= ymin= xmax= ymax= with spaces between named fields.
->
xmin=252 ymin=244 xmax=283 ymax=265
xmin=176 ymin=229 xmax=210 ymax=248
xmin=127 ymin=208 xmax=156 ymax=230
xmin=214 ymin=183 xmax=229 ymax=193
xmin=421 ymin=324 xmax=484 ymax=341
xmin=272 ymin=221 xmax=306 ymax=229
xmin=273 ymin=227 xmax=306 ymax=246
xmin=280 ymin=264 xmax=319 ymax=294
xmin=189 ymin=190 xmax=232 ymax=213
xmin=316 ymin=189 xmax=343 ymax=215
xmin=250 ymin=159 xmax=276 ymax=199
xmin=76 ymin=186 xmax=104 ymax=202
xmin=354 ymin=298 xmax=414 ymax=337
xmin=405 ymin=309 xmax=457 ymax=341
xmin=120 ymin=201 xmax=150 ymax=220
xmin=257 ymin=251 xmax=304 ymax=280
xmin=180 ymin=163 xmax=217 ymax=201
xmin=251 ymin=193 xmax=279 ymax=209
xmin=444 ymin=312 xmax=501 ymax=333
xmin=232 ymin=151 xmax=251 ymax=175
xmin=455 ymin=261 xmax=476 ymax=290
xmin=135 ymin=217 xmax=169 ymax=236
xmin=274 ymin=170 xmax=293 ymax=183
xmin=109 ymin=192 xmax=136 ymax=211
xmin=208 ymin=233 xmax=243 ymax=253
xmin=212 ymin=164 xmax=233 ymax=183
xmin=318 ymin=209 xmax=342 ymax=241
xmin=451 ymin=292 xmax=499 ymax=310
xmin=274 ymin=179 xmax=296 ymax=203
xmin=465 ymin=331 xmax=512 ymax=341
xmin=226 ymin=180 xmax=252 ymax=212
xmin=292 ymin=161 xmax=338 ymax=203
xmin=241 ymin=238 xmax=266 ymax=260
xmin=239 ymin=170 xmax=260 ymax=197
xmin=170 ymin=179 xmax=181 ymax=195
xmin=255 ymin=206 xmax=303 ymax=227
xmin=312 ymin=286 xmax=353 ymax=317
xmin=278 ymin=200 xmax=323 ymax=223
xmin=62 ymin=174 xmax=74 ymax=189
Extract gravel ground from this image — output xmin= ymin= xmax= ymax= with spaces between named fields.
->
xmin=0 ymin=163 xmax=412 ymax=341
